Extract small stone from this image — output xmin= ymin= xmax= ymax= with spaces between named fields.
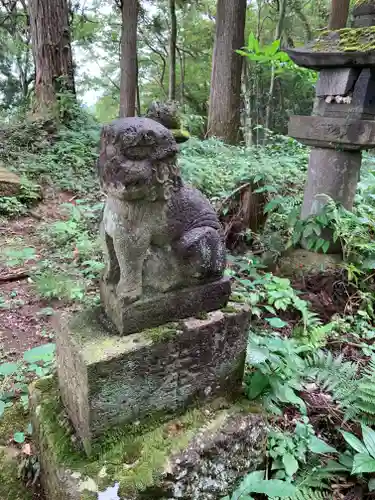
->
xmin=98 ymin=466 xmax=107 ymax=478
xmin=78 ymin=477 xmax=98 ymax=493
xmin=335 ymin=95 xmax=343 ymax=103
xmin=325 ymin=95 xmax=334 ymax=103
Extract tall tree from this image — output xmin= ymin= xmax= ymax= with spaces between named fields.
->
xmin=207 ymin=0 xmax=246 ymax=144
xmin=328 ymin=0 xmax=350 ymax=29
xmin=168 ymin=0 xmax=177 ymax=100
xmin=265 ymin=0 xmax=287 ymax=133
xmin=119 ymin=0 xmax=138 ymax=117
xmin=28 ymin=0 xmax=75 ymax=117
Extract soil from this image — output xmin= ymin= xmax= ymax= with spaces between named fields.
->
xmin=0 ymin=193 xmax=77 ymax=500
xmin=0 ymin=191 xmax=74 ymax=363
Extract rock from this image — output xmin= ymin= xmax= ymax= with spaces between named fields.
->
xmin=29 ymin=376 xmax=267 ymax=500
xmin=0 ymin=166 xmax=21 ymax=196
xmin=55 ymin=303 xmax=251 ymax=455
xmin=278 ymin=248 xmax=342 ymax=279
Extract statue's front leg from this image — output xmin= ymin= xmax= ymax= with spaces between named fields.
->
xmin=113 ymin=227 xmax=150 ymax=304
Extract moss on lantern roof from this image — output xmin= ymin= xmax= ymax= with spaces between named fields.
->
xmin=312 ymin=26 xmax=375 ymax=53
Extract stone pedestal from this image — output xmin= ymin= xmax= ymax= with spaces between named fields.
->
xmin=56 ymin=304 xmax=250 ymax=455
xmin=100 ymin=277 xmax=231 ymax=335
xmin=29 ymin=377 xmax=266 ymax=500
xmin=301 ymin=147 xmax=362 ymax=219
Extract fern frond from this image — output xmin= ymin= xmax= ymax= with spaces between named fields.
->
xmin=270 ymin=487 xmax=330 ymax=500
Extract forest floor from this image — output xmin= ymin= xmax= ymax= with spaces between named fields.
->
xmin=0 ymin=191 xmax=370 ymax=500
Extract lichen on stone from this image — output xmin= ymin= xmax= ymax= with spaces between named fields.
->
xmin=31 ymin=378 xmax=262 ymax=499
xmin=312 ymin=26 xmax=375 ymax=53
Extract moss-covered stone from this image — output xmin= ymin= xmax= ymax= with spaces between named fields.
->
xmin=221 ymin=305 xmax=238 ymax=314
xmin=0 ymin=448 xmax=33 ymax=500
xmin=313 ymin=26 xmax=375 ymax=53
xmin=30 ymin=378 xmax=267 ymax=500
xmin=56 ymin=306 xmax=250 ymax=455
xmin=0 ymin=404 xmax=28 ymax=446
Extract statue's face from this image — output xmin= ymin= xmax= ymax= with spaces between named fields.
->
xmin=98 ymin=118 xmax=179 ymax=201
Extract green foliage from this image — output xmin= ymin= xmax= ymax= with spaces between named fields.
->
xmin=223 ymin=470 xmax=297 ymax=499
xmin=0 ymin=343 xmax=56 ymax=419
xmin=245 ymin=332 xmax=309 ymax=414
xmin=268 ymin=417 xmax=336 ymax=481
xmin=340 ymin=424 xmax=375 ymax=491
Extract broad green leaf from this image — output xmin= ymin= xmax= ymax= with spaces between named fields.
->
xmin=0 ymin=400 xmax=5 ymax=417
xmin=23 ymin=343 xmax=56 ymax=363
xmin=322 ymin=240 xmax=330 ymax=253
xmin=266 ymin=317 xmax=287 ymax=329
xmin=0 ymin=362 xmax=19 ymax=376
xmin=309 ymin=435 xmax=337 ymax=454
xmin=250 ymin=479 xmax=296 ymax=496
xmin=282 ymin=453 xmax=299 ymax=476
xmin=352 ymin=453 xmax=375 ymax=474
xmin=323 ymin=459 xmax=351 ymax=472
xmin=341 ymin=430 xmax=368 ymax=454
xmin=247 ymin=346 xmax=269 ymax=364
xmin=362 ymin=424 xmax=375 ymax=459
xmin=246 ymin=371 xmax=269 ymax=399
xmin=13 ymin=432 xmax=25 ymax=444
xmin=247 ymin=32 xmax=260 ymax=53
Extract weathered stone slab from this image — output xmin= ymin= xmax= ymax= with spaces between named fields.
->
xmin=100 ymin=277 xmax=231 ymax=335
xmin=56 ymin=304 xmax=250 ymax=455
xmin=316 ymin=68 xmax=359 ymax=97
xmin=288 ymin=115 xmax=375 ymax=149
xmin=29 ymin=377 xmax=267 ymax=500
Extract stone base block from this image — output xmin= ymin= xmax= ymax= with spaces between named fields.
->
xmin=100 ymin=277 xmax=231 ymax=335
xmin=56 ymin=304 xmax=250 ymax=454
xmin=29 ymin=378 xmax=267 ymax=500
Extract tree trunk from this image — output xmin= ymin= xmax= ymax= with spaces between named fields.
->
xmin=119 ymin=0 xmax=138 ymax=118
xmin=28 ymin=0 xmax=75 ymax=118
xmin=241 ymin=59 xmax=253 ymax=146
xmin=265 ymin=0 xmax=287 ymax=134
xmin=168 ymin=0 xmax=177 ymax=101
xmin=207 ymin=0 xmax=246 ymax=144
xmin=329 ymin=0 xmax=350 ymax=29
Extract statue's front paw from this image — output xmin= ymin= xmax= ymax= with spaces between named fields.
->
xmin=116 ymin=282 xmax=142 ymax=305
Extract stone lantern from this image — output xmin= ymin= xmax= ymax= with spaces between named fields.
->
xmin=287 ymin=0 xmax=375 ymax=252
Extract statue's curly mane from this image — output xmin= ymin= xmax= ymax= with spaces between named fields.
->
xmin=150 ymin=158 xmax=182 ymax=201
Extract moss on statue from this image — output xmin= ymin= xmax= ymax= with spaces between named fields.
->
xmin=170 ymin=128 xmax=190 ymax=143
xmin=31 ymin=377 xmax=256 ymax=498
xmin=313 ymin=26 xmax=375 ymax=52
xmin=143 ymin=322 xmax=179 ymax=343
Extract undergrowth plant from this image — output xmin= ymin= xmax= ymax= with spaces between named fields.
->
xmin=0 ymin=343 xmax=55 ymax=443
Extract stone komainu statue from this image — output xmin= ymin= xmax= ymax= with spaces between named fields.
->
xmin=98 ymin=117 xmax=226 ymax=305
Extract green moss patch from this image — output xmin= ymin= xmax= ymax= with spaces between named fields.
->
xmin=143 ymin=322 xmax=180 ymax=343
xmin=31 ymin=377 xmax=256 ymax=498
xmin=0 ymin=404 xmax=28 ymax=446
xmin=313 ymin=26 xmax=375 ymax=53
xmin=0 ymin=449 xmax=33 ymax=500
